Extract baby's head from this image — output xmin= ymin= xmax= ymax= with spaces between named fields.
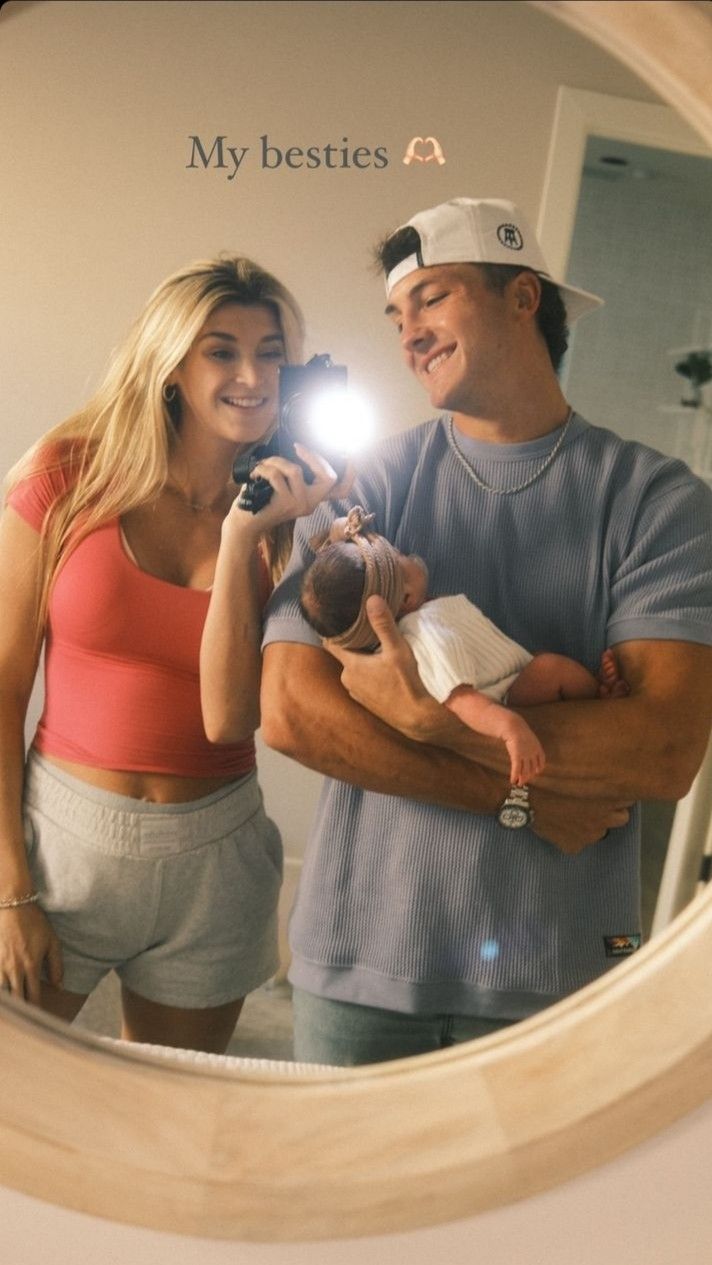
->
xmin=300 ymin=506 xmax=428 ymax=651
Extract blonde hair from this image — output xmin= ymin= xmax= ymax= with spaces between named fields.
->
xmin=5 ymin=256 xmax=305 ymax=625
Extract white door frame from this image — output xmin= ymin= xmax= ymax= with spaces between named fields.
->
xmin=537 ymin=86 xmax=710 ymax=280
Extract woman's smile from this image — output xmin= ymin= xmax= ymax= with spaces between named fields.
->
xmin=170 ymin=301 xmax=285 ymax=445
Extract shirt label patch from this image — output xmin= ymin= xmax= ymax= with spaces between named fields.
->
xmin=604 ymin=934 xmax=642 ymax=958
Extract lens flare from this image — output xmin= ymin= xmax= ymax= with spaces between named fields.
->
xmin=306 ymin=387 xmax=376 ymax=455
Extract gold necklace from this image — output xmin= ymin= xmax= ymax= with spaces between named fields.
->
xmin=165 ymin=482 xmax=230 ymax=514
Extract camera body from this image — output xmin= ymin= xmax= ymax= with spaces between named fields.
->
xmin=233 ymin=354 xmax=347 ymax=513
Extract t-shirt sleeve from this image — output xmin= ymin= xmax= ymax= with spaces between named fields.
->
xmin=606 ymin=471 xmax=712 ymax=647
xmin=5 ymin=445 xmax=77 ymax=532
xmin=262 ymin=505 xmax=331 ymax=649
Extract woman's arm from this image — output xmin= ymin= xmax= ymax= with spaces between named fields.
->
xmin=200 ymin=506 xmax=267 ymax=743
xmin=200 ymin=447 xmax=349 ymax=743
xmin=0 ymin=507 xmax=63 ymax=1001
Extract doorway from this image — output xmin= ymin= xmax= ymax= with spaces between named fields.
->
xmin=538 ymin=88 xmax=712 ymax=936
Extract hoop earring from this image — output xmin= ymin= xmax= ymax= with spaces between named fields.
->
xmin=162 ymin=383 xmax=177 ymax=403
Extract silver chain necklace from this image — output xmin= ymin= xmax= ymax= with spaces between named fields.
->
xmin=446 ymin=408 xmax=574 ymax=496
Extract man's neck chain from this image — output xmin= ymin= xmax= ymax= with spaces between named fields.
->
xmin=446 ymin=408 xmax=574 ymax=496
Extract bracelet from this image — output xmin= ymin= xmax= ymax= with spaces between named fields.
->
xmin=0 ymin=891 xmax=40 ymax=909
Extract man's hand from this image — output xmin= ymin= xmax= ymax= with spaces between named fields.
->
xmin=530 ymin=790 xmax=633 ymax=855
xmin=324 ymin=595 xmax=449 ymax=741
xmin=324 ymin=596 xmax=635 ymax=855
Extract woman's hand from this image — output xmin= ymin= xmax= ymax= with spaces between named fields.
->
xmin=227 ymin=443 xmax=354 ymax=542
xmin=0 ymin=903 xmax=63 ymax=1003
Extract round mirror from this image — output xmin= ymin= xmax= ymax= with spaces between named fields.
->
xmin=0 ymin=0 xmax=711 ymax=1243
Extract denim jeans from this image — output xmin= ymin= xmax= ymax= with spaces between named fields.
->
xmin=292 ymin=987 xmax=518 ymax=1066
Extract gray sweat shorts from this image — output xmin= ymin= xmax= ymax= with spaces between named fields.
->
xmin=22 ymin=752 xmax=283 ymax=1008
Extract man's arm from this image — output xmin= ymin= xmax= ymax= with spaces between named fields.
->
xmin=516 ymin=639 xmax=711 ymax=801
xmin=324 ymin=596 xmax=712 ymax=805
xmin=261 ymin=642 xmax=507 ymax=811
xmin=260 ymin=639 xmax=637 ymax=855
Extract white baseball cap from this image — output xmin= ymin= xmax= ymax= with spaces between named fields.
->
xmin=384 ymin=197 xmax=603 ymax=324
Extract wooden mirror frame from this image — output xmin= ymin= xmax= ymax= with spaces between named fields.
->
xmin=0 ymin=0 xmax=710 ymax=1244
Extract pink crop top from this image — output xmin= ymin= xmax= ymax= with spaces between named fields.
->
xmin=7 ymin=447 xmax=270 ymax=777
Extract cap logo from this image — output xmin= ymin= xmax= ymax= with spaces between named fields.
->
xmin=497 ymin=223 xmax=523 ymax=251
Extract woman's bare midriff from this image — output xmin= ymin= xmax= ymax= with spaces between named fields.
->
xmin=39 ymin=753 xmax=242 ymax=804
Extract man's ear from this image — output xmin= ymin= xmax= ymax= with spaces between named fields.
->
xmin=512 ymin=270 xmax=542 ymax=317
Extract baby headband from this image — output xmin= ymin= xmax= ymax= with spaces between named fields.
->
xmin=316 ymin=506 xmax=405 ymax=652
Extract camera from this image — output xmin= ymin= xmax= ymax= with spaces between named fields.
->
xmin=233 ymin=354 xmax=348 ymax=513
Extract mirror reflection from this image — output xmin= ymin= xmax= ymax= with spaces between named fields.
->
xmin=2 ymin=0 xmax=711 ymax=1070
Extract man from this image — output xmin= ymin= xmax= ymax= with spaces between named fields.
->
xmin=260 ymin=197 xmax=712 ymax=1066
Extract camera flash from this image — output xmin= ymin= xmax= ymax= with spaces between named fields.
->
xmin=307 ymin=387 xmax=376 ymax=455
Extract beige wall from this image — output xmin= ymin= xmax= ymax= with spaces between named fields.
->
xmin=4 ymin=4 xmax=704 ymax=1258
xmin=1 ymin=0 xmax=655 ymax=855
xmin=1 ymin=0 xmax=655 ymax=461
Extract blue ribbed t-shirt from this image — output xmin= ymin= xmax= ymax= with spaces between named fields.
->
xmin=263 ymin=414 xmax=712 ymax=1019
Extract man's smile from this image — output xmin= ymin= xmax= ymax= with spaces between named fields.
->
xmin=424 ymin=346 xmax=456 ymax=375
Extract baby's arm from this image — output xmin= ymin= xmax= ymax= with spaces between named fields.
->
xmin=445 ymin=685 xmax=545 ymax=787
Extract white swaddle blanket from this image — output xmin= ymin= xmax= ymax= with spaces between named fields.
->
xmin=399 ymin=594 xmax=532 ymax=703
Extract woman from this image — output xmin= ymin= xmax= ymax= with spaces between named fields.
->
xmin=0 ymin=256 xmax=343 ymax=1053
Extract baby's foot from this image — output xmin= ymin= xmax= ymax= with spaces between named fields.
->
xmin=598 ymin=649 xmax=629 ymax=698
xmin=506 ymin=730 xmax=546 ymax=786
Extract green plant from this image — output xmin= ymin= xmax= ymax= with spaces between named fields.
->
xmin=674 ymin=351 xmax=712 ymax=387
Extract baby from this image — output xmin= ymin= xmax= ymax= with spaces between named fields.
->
xmin=300 ymin=507 xmax=627 ymax=786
